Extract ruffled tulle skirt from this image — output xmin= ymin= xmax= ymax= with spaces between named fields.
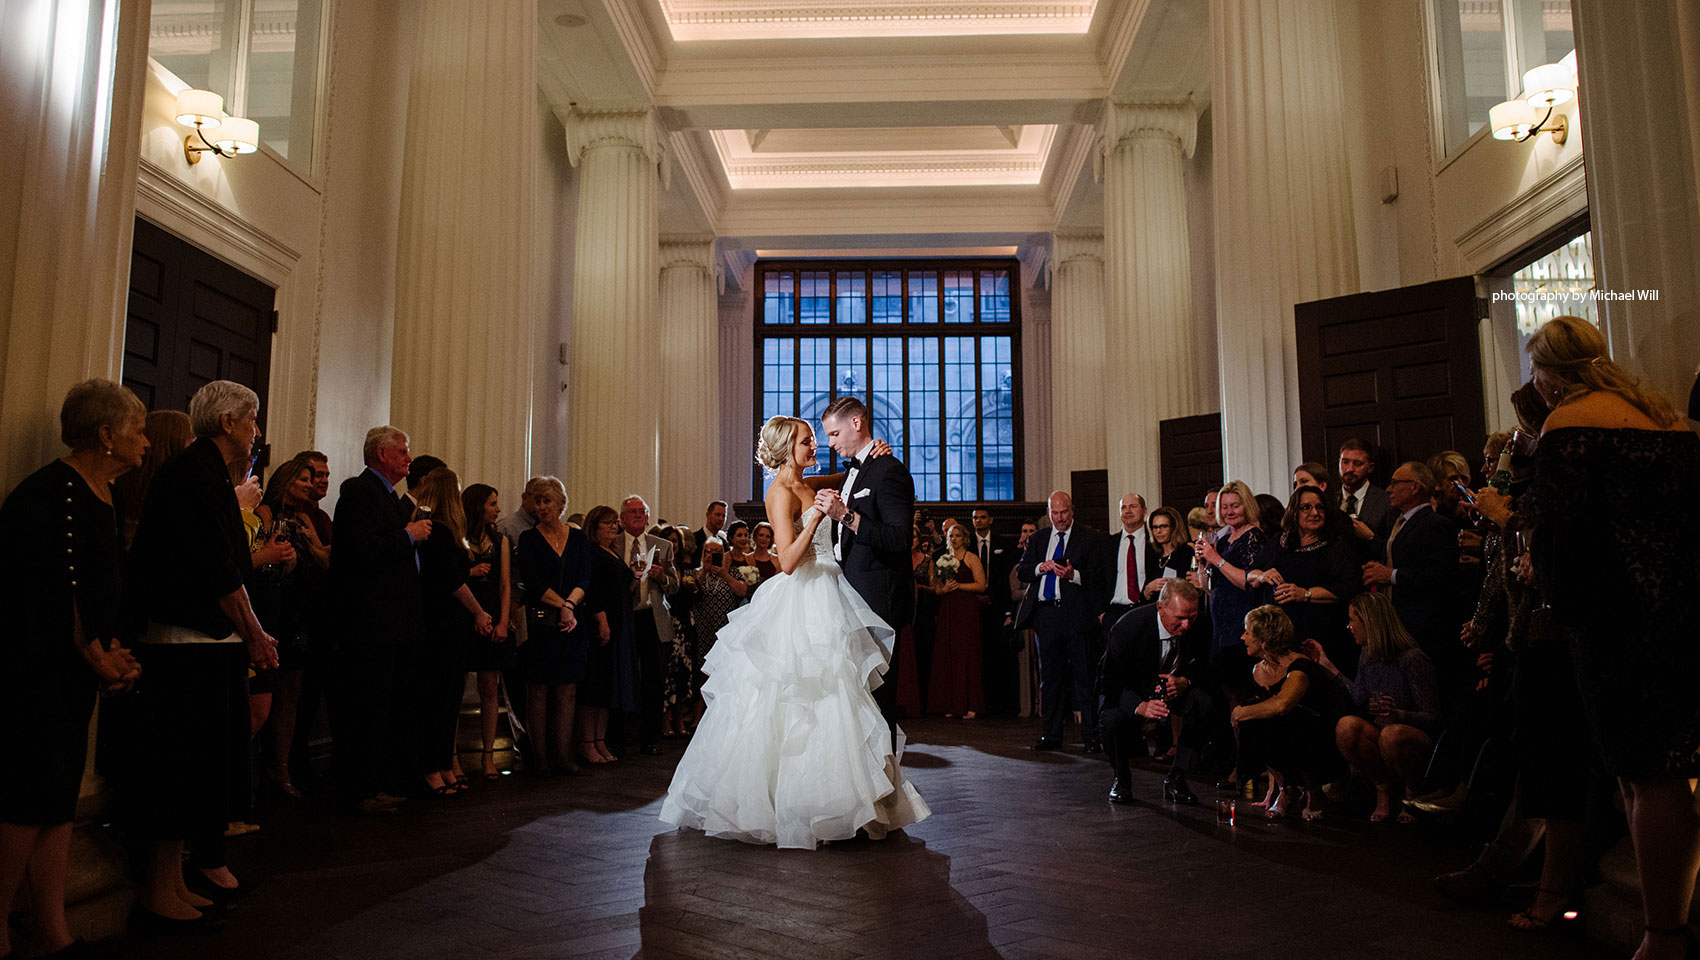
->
xmin=659 ymin=557 xmax=931 ymax=850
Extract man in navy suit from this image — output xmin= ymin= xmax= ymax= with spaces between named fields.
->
xmin=1014 ymin=491 xmax=1109 ymax=750
xmin=815 ymin=396 xmax=915 ymax=750
xmin=328 ymin=426 xmax=433 ymax=814
xmin=1361 ymin=460 xmax=1460 ymax=659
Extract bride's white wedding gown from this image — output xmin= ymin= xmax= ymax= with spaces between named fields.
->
xmin=659 ymin=507 xmax=930 ymax=850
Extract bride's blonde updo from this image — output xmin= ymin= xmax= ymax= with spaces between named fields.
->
xmin=756 ymin=416 xmax=808 ymax=470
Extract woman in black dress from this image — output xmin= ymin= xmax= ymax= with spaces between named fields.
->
xmin=462 ymin=483 xmax=512 ymax=779
xmin=1231 ymin=605 xmax=1351 ymax=821
xmin=253 ymin=456 xmax=330 ymax=799
xmin=514 ymin=478 xmax=590 ymax=774
xmin=1507 ymin=317 xmax=1700 ymax=958
xmin=579 ymin=505 xmax=639 ymax=764
xmin=1252 ymin=485 xmax=1361 ymax=672
xmin=411 ymin=469 xmax=494 ymax=795
xmin=0 ymin=379 xmax=144 ymax=957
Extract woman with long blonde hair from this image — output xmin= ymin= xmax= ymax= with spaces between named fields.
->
xmin=411 ymin=468 xmax=494 ymax=795
xmin=1513 ymin=316 xmax=1699 ymax=958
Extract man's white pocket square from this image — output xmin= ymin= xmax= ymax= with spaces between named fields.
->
xmin=853 ymin=488 xmax=872 ymax=499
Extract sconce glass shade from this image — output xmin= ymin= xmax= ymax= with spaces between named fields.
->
xmin=175 ymin=89 xmax=225 ymax=129
xmin=1523 ymin=62 xmax=1577 ymax=108
xmin=1490 ymin=99 xmax=1537 ymax=140
xmin=209 ymin=116 xmax=260 ymax=154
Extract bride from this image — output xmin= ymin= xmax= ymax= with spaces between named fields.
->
xmin=659 ymin=416 xmax=930 ymax=850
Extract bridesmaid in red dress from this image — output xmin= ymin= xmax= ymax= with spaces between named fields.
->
xmin=926 ymin=524 xmax=989 ymax=718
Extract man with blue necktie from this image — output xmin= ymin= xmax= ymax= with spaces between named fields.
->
xmin=1014 ymin=491 xmax=1109 ymax=751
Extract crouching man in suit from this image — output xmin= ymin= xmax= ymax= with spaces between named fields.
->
xmin=1100 ymin=579 xmax=1213 ymax=805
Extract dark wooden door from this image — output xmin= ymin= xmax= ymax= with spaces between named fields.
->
xmin=125 ymin=217 xmax=275 ymax=440
xmin=1158 ymin=413 xmax=1223 ymax=513
xmin=1070 ymin=469 xmax=1107 ymax=533
xmin=1295 ymin=276 xmax=1485 ymax=483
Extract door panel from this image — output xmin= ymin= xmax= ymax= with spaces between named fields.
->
xmin=125 ymin=218 xmax=275 ymax=460
xmin=1158 ymin=413 xmax=1223 ymax=513
xmin=1296 ymin=276 xmax=1484 ymax=484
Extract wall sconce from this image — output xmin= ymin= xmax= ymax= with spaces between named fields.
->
xmin=1490 ymin=57 xmax=1578 ymax=145
xmin=175 ymin=89 xmax=258 ymax=164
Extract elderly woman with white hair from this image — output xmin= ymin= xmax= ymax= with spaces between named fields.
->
xmin=0 ymin=379 xmax=145 ymax=958
xmin=126 ymin=379 xmax=278 ymax=929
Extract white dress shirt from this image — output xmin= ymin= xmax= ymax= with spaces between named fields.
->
xmin=1039 ymin=525 xmax=1083 ymax=600
xmin=1111 ymin=527 xmax=1147 ymax=605
xmin=625 ymin=531 xmax=652 ymax=609
xmin=834 ymin=440 xmax=876 ymax=561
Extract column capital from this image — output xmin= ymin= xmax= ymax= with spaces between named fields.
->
xmin=1097 ymin=99 xmax=1198 ymax=165
xmin=558 ymin=106 xmax=671 ymax=189
xmin=660 ymin=237 xmax=721 ymax=291
xmin=1049 ymin=232 xmax=1103 ymax=285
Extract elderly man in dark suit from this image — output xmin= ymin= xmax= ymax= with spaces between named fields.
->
xmin=1099 ymin=580 xmax=1213 ymax=804
xmin=1015 ymin=491 xmax=1109 ymax=751
xmin=1362 ymin=460 xmax=1460 ymax=659
xmin=328 ymin=425 xmax=433 ymax=815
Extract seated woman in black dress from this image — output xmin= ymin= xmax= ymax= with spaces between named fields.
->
xmin=1232 ymin=605 xmax=1351 ymax=820
xmin=515 ymin=478 xmax=590 ymax=774
xmin=1506 ymin=317 xmax=1700 ymax=959
xmin=462 ymin=482 xmax=512 ymax=779
xmin=412 ymin=468 xmax=493 ymax=795
xmin=1250 ymin=485 xmax=1361 ymax=672
xmin=0 ymin=379 xmax=144 ymax=957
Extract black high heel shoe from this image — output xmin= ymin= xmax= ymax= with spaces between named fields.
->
xmin=1508 ymin=887 xmax=1578 ymax=934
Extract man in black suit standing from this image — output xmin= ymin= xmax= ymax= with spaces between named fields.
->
xmin=1092 ymin=492 xmax=1163 ymax=750
xmin=814 ymin=396 xmax=915 ymax=750
xmin=691 ymin=500 xmax=728 ymax=559
xmin=1100 ymin=580 xmax=1212 ymax=804
xmin=970 ymin=508 xmax=1018 ymax=714
xmin=1015 ymin=491 xmax=1109 ymax=751
xmin=1338 ymin=438 xmax=1393 ymax=547
xmin=328 ymin=426 xmax=432 ymax=815
xmin=1361 ymin=460 xmax=1460 ymax=663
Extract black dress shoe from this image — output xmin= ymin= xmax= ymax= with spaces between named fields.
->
xmin=1163 ymin=775 xmax=1199 ymax=805
xmin=1032 ymin=737 xmax=1060 ymax=751
xmin=1083 ymin=740 xmax=1104 ymax=755
xmin=1108 ymin=778 xmax=1134 ymax=804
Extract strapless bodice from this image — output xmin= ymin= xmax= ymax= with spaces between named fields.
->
xmin=795 ymin=507 xmax=833 ymax=564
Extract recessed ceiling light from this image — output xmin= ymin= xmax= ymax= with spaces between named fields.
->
xmin=554 ymin=12 xmax=588 ymax=27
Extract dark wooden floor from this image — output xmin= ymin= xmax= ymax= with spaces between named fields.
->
xmin=120 ymin=718 xmax=1610 ymax=960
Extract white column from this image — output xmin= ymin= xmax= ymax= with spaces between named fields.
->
xmin=1047 ymin=233 xmax=1107 ymax=489
xmin=1574 ymin=1 xmax=1700 ymax=410
xmin=391 ymin=0 xmax=537 ymax=496
xmin=561 ymin=107 xmax=666 ymax=509
xmin=0 ymin=0 xmax=146 ymax=493
xmin=658 ymin=238 xmax=720 ymax=521
xmin=1100 ymin=100 xmax=1201 ymax=504
xmin=1210 ymin=0 xmax=1360 ymax=495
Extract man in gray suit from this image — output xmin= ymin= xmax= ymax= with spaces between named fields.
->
xmin=1338 ymin=438 xmax=1393 ymax=546
xmin=621 ymin=496 xmax=679 ymax=755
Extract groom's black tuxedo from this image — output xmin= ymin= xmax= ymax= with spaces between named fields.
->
xmin=834 ymin=453 xmax=916 ymax=629
xmin=833 ymin=450 xmax=915 ymax=747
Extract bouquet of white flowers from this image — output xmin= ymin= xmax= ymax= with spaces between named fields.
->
xmin=934 ymin=554 xmax=961 ymax=578
xmin=734 ymin=564 xmax=763 ymax=586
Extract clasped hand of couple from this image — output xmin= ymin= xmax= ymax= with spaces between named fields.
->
xmin=811 ymin=438 xmax=894 ymax=522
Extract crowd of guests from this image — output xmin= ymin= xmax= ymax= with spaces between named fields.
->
xmin=1 ymin=314 xmax=1696 ymax=958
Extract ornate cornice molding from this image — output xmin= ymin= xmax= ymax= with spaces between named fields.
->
xmin=707 ymin=124 xmax=1058 ymax=189
xmin=656 ymin=0 xmax=1098 ymax=40
xmin=558 ymin=107 xmax=671 ymax=189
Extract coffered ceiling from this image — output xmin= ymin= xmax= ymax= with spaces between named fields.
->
xmin=538 ymin=0 xmax=1209 ymax=257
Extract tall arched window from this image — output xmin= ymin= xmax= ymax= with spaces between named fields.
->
xmin=755 ymin=259 xmax=1023 ymax=502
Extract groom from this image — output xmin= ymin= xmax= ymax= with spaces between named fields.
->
xmin=815 ymin=396 xmax=915 ymax=748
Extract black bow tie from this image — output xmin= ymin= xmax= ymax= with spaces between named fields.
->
xmin=845 ymin=457 xmax=862 ymax=470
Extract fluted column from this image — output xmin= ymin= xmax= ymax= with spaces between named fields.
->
xmin=0 ymin=0 xmax=145 ymax=493
xmin=1100 ymin=100 xmax=1200 ymax=503
xmin=1573 ymin=1 xmax=1700 ymax=410
xmin=561 ymin=107 xmax=666 ymax=508
xmin=1048 ymin=234 xmax=1107 ymax=488
xmin=658 ymin=238 xmax=720 ymax=521
xmin=391 ymin=0 xmax=536 ymax=496
xmin=1211 ymin=0 xmax=1359 ymax=494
